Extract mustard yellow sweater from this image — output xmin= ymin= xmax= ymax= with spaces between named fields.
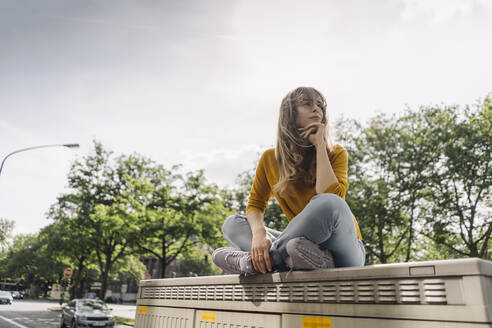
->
xmin=246 ymin=144 xmax=362 ymax=240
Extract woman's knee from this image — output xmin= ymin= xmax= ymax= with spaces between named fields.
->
xmin=308 ymin=193 xmax=354 ymax=229
xmin=221 ymin=214 xmax=253 ymax=251
xmin=310 ymin=193 xmax=347 ymax=214
xmin=221 ymin=214 xmax=247 ymax=237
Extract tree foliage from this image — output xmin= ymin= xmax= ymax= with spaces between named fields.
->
xmin=44 ymin=140 xmax=230 ymax=295
xmin=46 ymin=141 xmax=144 ymax=298
xmin=339 ymin=95 xmax=492 ymax=263
xmin=0 ymin=218 xmax=14 ymax=248
xmin=0 ymin=233 xmax=65 ymax=297
xmin=128 ymin=168 xmax=229 ymax=278
xmin=421 ymin=99 xmax=492 ymax=259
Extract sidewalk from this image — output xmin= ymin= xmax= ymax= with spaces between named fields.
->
xmin=110 ymin=303 xmax=136 ymax=319
xmin=111 ymin=303 xmax=136 ymax=327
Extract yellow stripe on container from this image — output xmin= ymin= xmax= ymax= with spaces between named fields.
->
xmin=302 ymin=316 xmax=332 ymax=328
xmin=201 ymin=311 xmax=217 ymax=322
xmin=137 ymin=306 xmax=148 ymax=314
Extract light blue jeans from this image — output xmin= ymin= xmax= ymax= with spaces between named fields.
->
xmin=222 ymin=193 xmax=365 ymax=268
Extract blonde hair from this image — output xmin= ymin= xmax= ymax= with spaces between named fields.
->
xmin=273 ymin=87 xmax=335 ymax=196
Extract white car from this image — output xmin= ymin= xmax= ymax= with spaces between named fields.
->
xmin=60 ymin=298 xmax=115 ymax=327
xmin=0 ymin=291 xmax=13 ymax=304
xmin=11 ymin=291 xmax=23 ymax=299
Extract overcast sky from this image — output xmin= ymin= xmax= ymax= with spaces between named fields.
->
xmin=1 ymin=0 xmax=491 ymax=236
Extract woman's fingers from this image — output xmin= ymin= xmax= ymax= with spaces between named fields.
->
xmin=252 ymin=250 xmax=262 ymax=273
xmin=299 ymin=123 xmax=325 ymax=144
xmin=252 ymin=252 xmax=259 ymax=272
xmin=255 ymin=253 xmax=266 ymax=273
xmin=300 ymin=127 xmax=316 ymax=140
xmin=298 ymin=122 xmax=322 ymax=131
xmin=252 ymin=249 xmax=271 ymax=273
xmin=251 ymin=236 xmax=273 ymax=274
xmin=264 ymin=249 xmax=272 ymax=272
xmin=299 ymin=125 xmax=318 ymax=135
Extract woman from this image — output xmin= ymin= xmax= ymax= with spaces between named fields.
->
xmin=213 ymin=87 xmax=365 ymax=275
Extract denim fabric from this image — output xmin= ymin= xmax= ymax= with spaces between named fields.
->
xmin=221 ymin=193 xmax=365 ymax=268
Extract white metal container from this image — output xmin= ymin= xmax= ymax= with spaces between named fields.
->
xmin=135 ymin=258 xmax=492 ymax=328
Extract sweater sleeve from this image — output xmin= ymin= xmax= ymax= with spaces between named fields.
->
xmin=323 ymin=146 xmax=349 ymax=199
xmin=246 ymin=150 xmax=273 ymax=214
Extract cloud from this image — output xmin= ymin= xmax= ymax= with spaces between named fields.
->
xmin=179 ymin=143 xmax=268 ymax=187
xmin=0 ymin=120 xmax=31 ymax=144
xmin=400 ymin=0 xmax=492 ymax=23
xmin=2 ymin=0 xmax=491 ymax=236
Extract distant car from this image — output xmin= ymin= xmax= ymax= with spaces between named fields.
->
xmin=60 ymin=298 xmax=115 ymax=327
xmin=11 ymin=291 xmax=23 ymax=299
xmin=86 ymin=292 xmax=97 ymax=299
xmin=0 ymin=291 xmax=13 ymax=304
xmin=104 ymin=296 xmax=120 ymax=304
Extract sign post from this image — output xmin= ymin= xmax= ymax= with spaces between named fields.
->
xmin=64 ymin=268 xmax=73 ymax=278
xmin=59 ymin=268 xmax=72 ymax=306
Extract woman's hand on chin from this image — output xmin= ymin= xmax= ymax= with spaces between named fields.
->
xmin=298 ymin=122 xmax=326 ymax=147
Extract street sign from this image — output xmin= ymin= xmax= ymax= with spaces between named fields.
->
xmin=91 ymin=282 xmax=102 ymax=290
xmin=64 ymin=268 xmax=73 ymax=278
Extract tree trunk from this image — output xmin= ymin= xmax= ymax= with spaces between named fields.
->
xmin=99 ymin=257 xmax=113 ymax=300
xmin=469 ymin=243 xmax=479 ymax=258
xmin=377 ymin=218 xmax=386 ymax=263
xmin=100 ymin=271 xmax=108 ymax=300
xmin=405 ymin=203 xmax=415 ymax=262
xmin=160 ymin=237 xmax=166 ymax=278
xmin=79 ymin=279 xmax=86 ymax=299
xmin=74 ymin=257 xmax=86 ymax=298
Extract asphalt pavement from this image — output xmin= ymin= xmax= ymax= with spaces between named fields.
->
xmin=0 ymin=309 xmax=59 ymax=328
xmin=0 ymin=299 xmax=136 ymax=328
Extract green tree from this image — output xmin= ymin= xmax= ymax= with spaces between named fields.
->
xmin=421 ymin=98 xmax=492 ymax=259
xmin=175 ymin=247 xmax=222 ymax=277
xmin=89 ymin=202 xmax=141 ymax=300
xmin=387 ymin=110 xmax=438 ymax=261
xmin=44 ymin=204 xmax=97 ymax=298
xmin=0 ymin=233 xmax=65 ymax=297
xmin=0 ymin=218 xmax=14 ymax=248
xmin=48 ymin=141 xmax=156 ymax=298
xmin=338 ymin=117 xmax=412 ymax=264
xmin=130 ymin=169 xmax=229 ymax=278
xmin=108 ymin=254 xmax=146 ymax=297
xmin=338 ymin=95 xmax=492 ymax=263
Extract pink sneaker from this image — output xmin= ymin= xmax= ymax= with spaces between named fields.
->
xmin=285 ymin=237 xmax=335 ymax=270
xmin=212 ymin=247 xmax=258 ymax=276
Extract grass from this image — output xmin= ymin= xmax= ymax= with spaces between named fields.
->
xmin=115 ymin=316 xmax=135 ymax=326
xmin=48 ymin=306 xmax=63 ymax=311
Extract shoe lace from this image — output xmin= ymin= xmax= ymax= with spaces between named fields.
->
xmin=227 ymin=251 xmax=257 ymax=276
xmin=285 ymin=266 xmax=295 ymax=279
xmin=226 ymin=251 xmax=247 ymax=271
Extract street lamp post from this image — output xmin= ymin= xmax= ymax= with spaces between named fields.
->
xmin=0 ymin=143 xmax=80 ymax=176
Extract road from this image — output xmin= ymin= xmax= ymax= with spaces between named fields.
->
xmin=0 ymin=300 xmax=136 ymax=328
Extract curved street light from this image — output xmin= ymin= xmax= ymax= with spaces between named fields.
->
xmin=0 ymin=143 xmax=80 ymax=176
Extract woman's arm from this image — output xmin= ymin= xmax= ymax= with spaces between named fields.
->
xmin=299 ymin=123 xmax=338 ymax=193
xmin=314 ymin=139 xmax=338 ymax=193
xmin=246 ymin=150 xmax=274 ymax=273
xmin=246 ymin=209 xmax=273 ymax=273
